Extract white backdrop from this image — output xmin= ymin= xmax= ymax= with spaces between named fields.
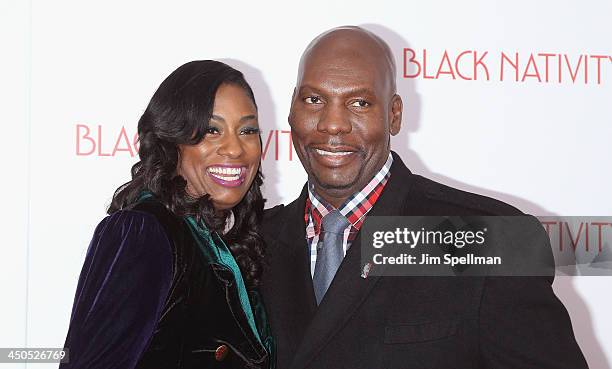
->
xmin=1 ymin=0 xmax=611 ymax=368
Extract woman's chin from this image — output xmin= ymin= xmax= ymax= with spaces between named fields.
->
xmin=211 ymin=196 xmax=242 ymax=212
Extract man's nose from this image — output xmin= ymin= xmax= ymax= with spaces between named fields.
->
xmin=217 ymin=132 xmax=244 ymax=158
xmin=316 ymin=103 xmax=352 ymax=135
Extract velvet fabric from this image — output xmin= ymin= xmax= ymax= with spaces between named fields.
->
xmin=60 ymin=198 xmax=272 ymax=369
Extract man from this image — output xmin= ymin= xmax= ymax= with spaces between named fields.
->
xmin=260 ymin=26 xmax=588 ymax=369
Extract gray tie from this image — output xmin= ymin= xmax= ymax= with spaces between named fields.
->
xmin=313 ymin=210 xmax=350 ymax=305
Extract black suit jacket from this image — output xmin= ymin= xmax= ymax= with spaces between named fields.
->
xmin=261 ymin=152 xmax=588 ymax=369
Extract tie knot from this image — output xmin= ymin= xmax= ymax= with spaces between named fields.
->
xmin=322 ymin=210 xmax=350 ymax=235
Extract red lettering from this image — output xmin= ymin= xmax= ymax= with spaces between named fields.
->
xmin=565 ymin=222 xmax=584 ymax=251
xmin=537 ymin=53 xmax=555 ymax=83
xmin=112 ymin=126 xmax=135 ymax=157
xmin=280 ymin=130 xmax=293 ymax=161
xmin=455 ymin=51 xmax=472 ymax=80
xmin=564 ymin=54 xmax=583 ymax=83
xmin=584 ymin=54 xmax=588 ymax=84
xmin=403 ymin=48 xmax=421 ymax=78
xmin=541 ymin=221 xmax=557 ymax=237
xmin=274 ymin=130 xmax=279 ymax=160
xmin=592 ymin=222 xmax=608 ymax=253
xmin=585 ymin=223 xmax=589 ymax=252
xmin=435 ymin=50 xmax=456 ymax=79
xmin=473 ymin=51 xmax=490 ymax=81
xmin=261 ymin=130 xmax=274 ymax=160
xmin=590 ymin=55 xmax=607 ymax=84
xmin=522 ymin=53 xmax=542 ymax=82
xmin=422 ymin=49 xmax=435 ymax=79
xmin=559 ymin=222 xmax=564 ymax=251
xmin=558 ymin=54 xmax=562 ymax=83
xmin=97 ymin=125 xmax=111 ymax=156
xmin=76 ymin=124 xmax=95 ymax=156
xmin=500 ymin=52 xmax=519 ymax=82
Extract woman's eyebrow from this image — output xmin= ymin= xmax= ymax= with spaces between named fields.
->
xmin=211 ymin=114 xmax=257 ymax=123
xmin=240 ymin=114 xmax=257 ymax=123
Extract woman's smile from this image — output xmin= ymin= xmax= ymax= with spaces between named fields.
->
xmin=206 ymin=165 xmax=248 ymax=187
xmin=178 ymin=83 xmax=261 ymax=210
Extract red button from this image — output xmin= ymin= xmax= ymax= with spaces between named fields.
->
xmin=215 ymin=344 xmax=229 ymax=361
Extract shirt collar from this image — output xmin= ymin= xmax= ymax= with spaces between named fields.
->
xmin=305 ymin=152 xmax=393 ymax=238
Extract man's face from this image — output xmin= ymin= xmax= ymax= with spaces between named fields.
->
xmin=289 ymin=48 xmax=400 ymax=206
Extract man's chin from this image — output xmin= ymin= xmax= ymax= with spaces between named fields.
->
xmin=312 ymin=174 xmax=360 ymax=192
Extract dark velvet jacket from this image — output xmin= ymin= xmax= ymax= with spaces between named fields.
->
xmin=60 ymin=198 xmax=273 ymax=369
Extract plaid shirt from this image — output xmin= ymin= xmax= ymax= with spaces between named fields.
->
xmin=305 ymin=153 xmax=393 ymax=276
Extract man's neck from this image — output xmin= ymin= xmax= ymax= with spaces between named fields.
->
xmin=310 ymin=186 xmax=347 ymax=209
xmin=308 ymin=151 xmax=394 ymax=210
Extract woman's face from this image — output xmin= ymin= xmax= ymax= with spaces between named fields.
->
xmin=178 ymin=83 xmax=261 ymax=211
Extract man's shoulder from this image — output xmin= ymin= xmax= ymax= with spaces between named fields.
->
xmin=263 ymin=203 xmax=286 ymax=220
xmin=405 ymin=174 xmax=524 ymax=216
xmin=262 ymin=188 xmax=309 ymax=237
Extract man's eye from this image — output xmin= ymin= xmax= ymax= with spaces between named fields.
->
xmin=350 ymin=100 xmax=370 ymax=108
xmin=304 ymin=96 xmax=322 ymax=104
xmin=205 ymin=126 xmax=220 ymax=135
xmin=240 ymin=127 xmax=260 ymax=135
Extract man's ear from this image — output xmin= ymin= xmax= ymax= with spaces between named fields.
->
xmin=389 ymin=94 xmax=403 ymax=136
xmin=288 ymin=87 xmax=297 ymax=127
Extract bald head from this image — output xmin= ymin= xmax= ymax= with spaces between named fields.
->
xmin=289 ymin=26 xmax=403 ymax=208
xmin=297 ymin=26 xmax=396 ymax=94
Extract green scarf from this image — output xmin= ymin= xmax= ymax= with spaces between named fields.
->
xmin=138 ymin=192 xmax=261 ymax=344
xmin=183 ymin=216 xmax=262 ymax=344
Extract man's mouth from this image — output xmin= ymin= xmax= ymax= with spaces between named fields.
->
xmin=310 ymin=146 xmax=359 ymax=167
xmin=314 ymin=148 xmax=354 ymax=156
xmin=207 ymin=165 xmax=247 ymax=187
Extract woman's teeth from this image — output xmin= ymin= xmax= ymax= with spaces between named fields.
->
xmin=314 ymin=149 xmax=352 ymax=156
xmin=207 ymin=167 xmax=243 ymax=181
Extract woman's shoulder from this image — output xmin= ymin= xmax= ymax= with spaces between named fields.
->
xmin=97 ymin=198 xmax=183 ymax=236
xmin=63 ymin=207 xmax=175 ymax=367
xmin=97 ymin=207 xmax=168 ymax=238
xmin=90 ymin=206 xmax=176 ymax=265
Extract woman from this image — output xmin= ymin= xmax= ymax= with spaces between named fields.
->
xmin=60 ymin=60 xmax=273 ymax=369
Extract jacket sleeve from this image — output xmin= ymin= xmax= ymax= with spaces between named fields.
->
xmin=479 ymin=276 xmax=589 ymax=368
xmin=478 ymin=216 xmax=588 ymax=368
xmin=60 ymin=210 xmax=173 ymax=369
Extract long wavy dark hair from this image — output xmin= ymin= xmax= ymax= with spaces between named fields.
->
xmin=109 ymin=60 xmax=265 ymax=289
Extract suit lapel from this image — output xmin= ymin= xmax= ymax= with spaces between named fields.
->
xmin=276 ymin=184 xmax=317 ymax=312
xmin=289 ymin=153 xmax=414 ymax=369
xmin=264 ymin=185 xmax=317 ymax=365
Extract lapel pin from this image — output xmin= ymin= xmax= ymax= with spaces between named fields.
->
xmin=361 ymin=262 xmax=372 ymax=279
